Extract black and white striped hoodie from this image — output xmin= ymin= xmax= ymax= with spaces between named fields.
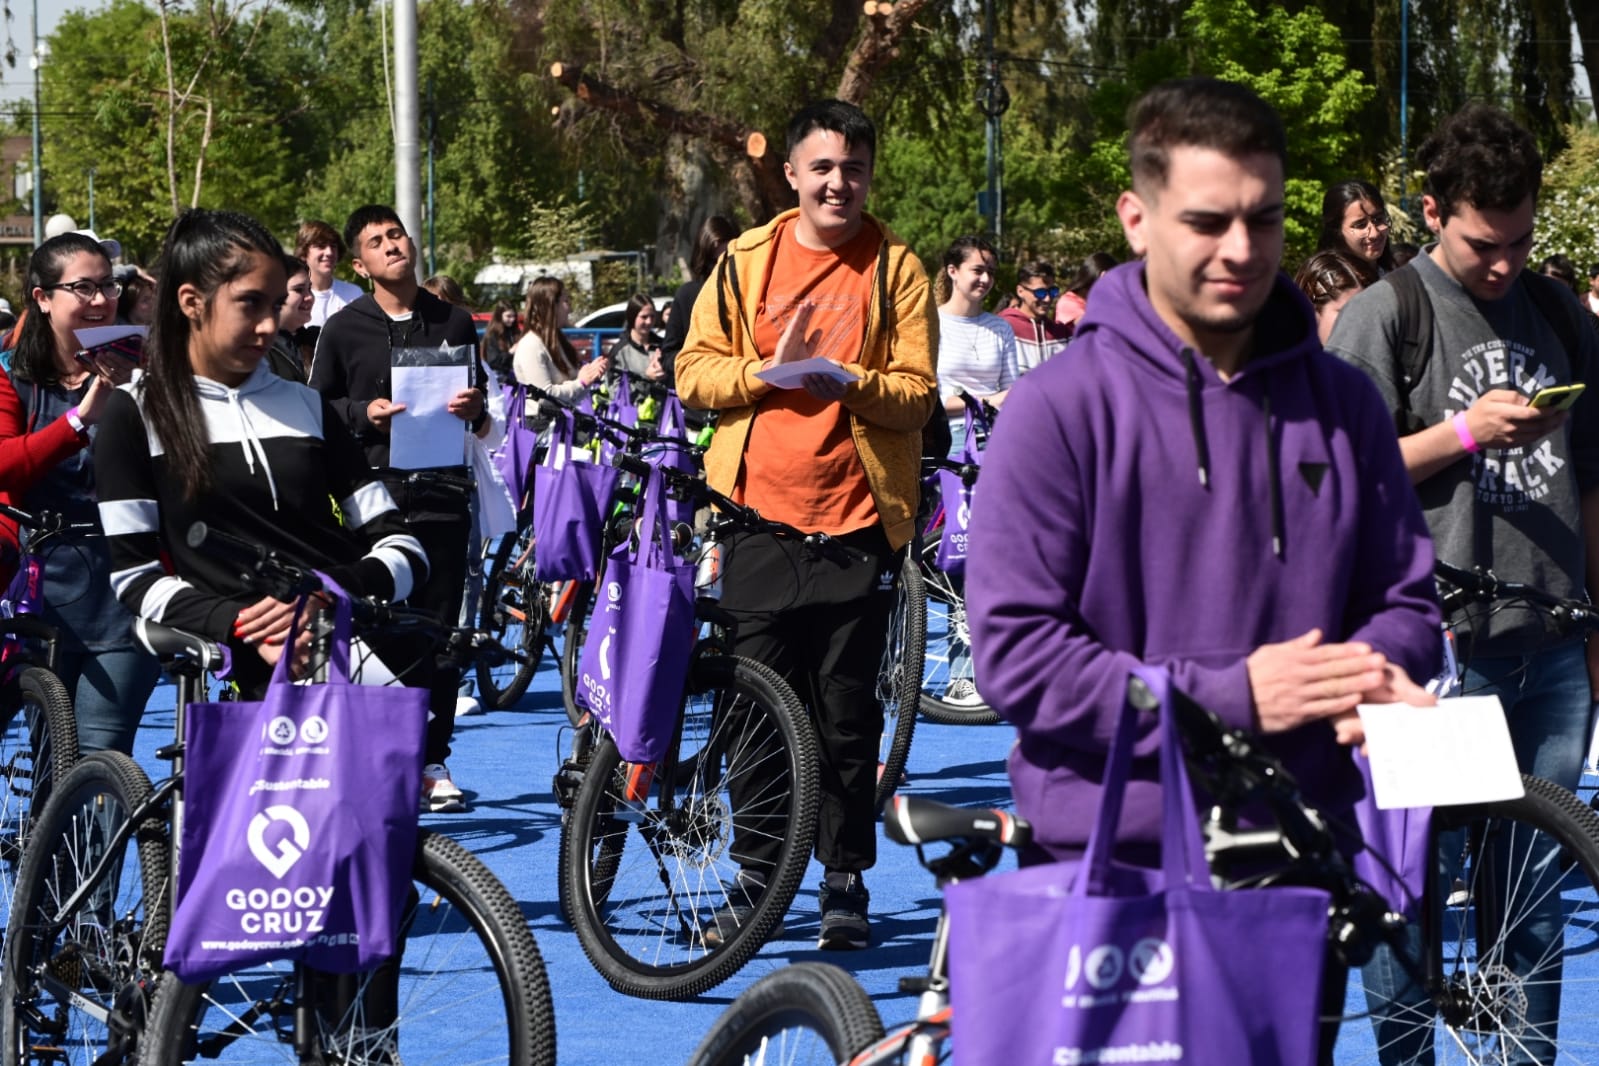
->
xmin=94 ymin=361 xmax=427 ymax=646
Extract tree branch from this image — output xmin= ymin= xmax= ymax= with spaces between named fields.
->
xmin=550 ymin=61 xmax=792 ymax=218
xmin=835 ymin=0 xmax=933 ymax=104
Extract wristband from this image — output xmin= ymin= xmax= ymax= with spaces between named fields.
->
xmin=470 ymin=408 xmax=489 ymax=433
xmin=1452 ymin=411 xmax=1480 ymax=454
xmin=64 ymin=406 xmax=87 ymax=437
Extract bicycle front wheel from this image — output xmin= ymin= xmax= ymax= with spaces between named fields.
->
xmin=476 ymin=527 xmax=547 ymax=709
xmin=0 ymin=666 xmax=79 ymax=938
xmin=140 ymin=828 xmax=555 ymax=1066
xmin=1342 ymin=774 xmax=1599 ymax=1064
xmin=688 ymin=962 xmax=886 ymax=1066
xmin=562 ymin=655 xmax=818 ymax=999
xmin=1 ymin=751 xmax=167 ymax=1066
xmin=559 ymin=582 xmax=594 ymax=727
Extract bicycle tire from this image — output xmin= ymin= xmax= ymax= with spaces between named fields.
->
xmin=688 ymin=961 xmax=886 ymax=1066
xmin=559 ymin=582 xmax=594 ymax=727
xmin=475 ymin=528 xmax=546 ymax=709
xmin=874 ymin=552 xmax=923 ymax=812
xmin=139 ymin=828 xmax=556 ymax=1066
xmin=0 ymin=667 xmax=79 ymax=938
xmin=1341 ymin=773 xmax=1599 ymax=1065
xmin=562 ymin=655 xmax=818 ymax=999
xmin=915 ymin=528 xmax=1000 ymax=726
xmin=2 ymin=751 xmax=168 ymax=1066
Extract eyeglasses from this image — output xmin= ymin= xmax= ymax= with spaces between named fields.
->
xmin=1028 ymin=286 xmax=1061 ymax=300
xmin=46 ymin=279 xmax=123 ymax=301
xmin=1346 ymin=213 xmax=1391 ymax=232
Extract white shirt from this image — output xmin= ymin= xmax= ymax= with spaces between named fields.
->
xmin=310 ymin=278 xmax=365 ymax=327
xmin=937 ymin=309 xmax=1019 ymax=419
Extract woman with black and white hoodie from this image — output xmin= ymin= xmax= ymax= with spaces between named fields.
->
xmin=94 ymin=210 xmax=427 ymax=695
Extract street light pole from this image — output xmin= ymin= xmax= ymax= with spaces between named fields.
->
xmin=87 ymin=167 xmax=96 ymax=232
xmin=30 ymin=0 xmax=43 ymax=246
xmin=976 ymin=0 xmax=1009 ymax=239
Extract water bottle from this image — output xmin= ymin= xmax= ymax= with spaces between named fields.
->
xmin=695 ymin=539 xmax=724 ymax=602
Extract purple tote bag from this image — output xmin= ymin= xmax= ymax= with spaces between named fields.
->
xmin=532 ymin=408 xmax=621 ymax=582
xmin=163 ymin=578 xmax=427 ymax=983
xmin=493 ymin=384 xmax=538 ymax=510
xmin=945 ymin=666 xmax=1330 ymax=1066
xmin=649 ymin=393 xmax=700 ymax=528
xmin=574 ymin=472 xmax=697 ymax=763
xmin=935 ymin=408 xmax=980 ymax=577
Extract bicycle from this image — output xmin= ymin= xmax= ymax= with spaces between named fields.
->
xmin=555 ymin=449 xmax=856 ymax=1001
xmin=1 ymin=525 xmax=556 ymax=1066
xmin=0 ymin=505 xmax=84 ymax=951
xmin=690 ymin=674 xmax=1599 ymax=1064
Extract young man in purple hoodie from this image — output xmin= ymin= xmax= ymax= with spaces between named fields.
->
xmin=966 ymin=77 xmax=1441 ymax=1057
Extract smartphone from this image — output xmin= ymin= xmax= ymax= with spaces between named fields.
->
xmin=1529 ymin=383 xmax=1586 ymax=411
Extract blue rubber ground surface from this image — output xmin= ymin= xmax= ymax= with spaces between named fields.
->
xmin=125 ymin=645 xmax=1599 ymax=1065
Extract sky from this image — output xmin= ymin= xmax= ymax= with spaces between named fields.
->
xmin=0 ymin=0 xmax=88 ymax=107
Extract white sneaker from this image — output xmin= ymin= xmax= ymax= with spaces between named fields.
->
xmin=422 ymin=763 xmax=466 ymax=812
xmin=943 ymin=679 xmax=984 ymax=707
xmin=455 ymin=695 xmax=484 ymax=717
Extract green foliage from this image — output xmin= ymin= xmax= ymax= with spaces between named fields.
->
xmin=1533 ymin=124 xmax=1599 ymax=267
xmin=525 ymin=196 xmax=599 ymax=260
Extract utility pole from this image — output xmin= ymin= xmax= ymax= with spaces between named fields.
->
xmin=426 ymin=77 xmax=436 ymax=278
xmin=393 ymin=0 xmax=421 ymax=280
xmin=1399 ymin=0 xmax=1410 ymax=214
xmin=87 ymin=167 xmax=96 ymax=232
xmin=976 ymin=0 xmax=1009 ymax=239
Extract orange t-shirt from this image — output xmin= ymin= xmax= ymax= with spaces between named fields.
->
xmin=736 ymin=220 xmax=881 ymax=535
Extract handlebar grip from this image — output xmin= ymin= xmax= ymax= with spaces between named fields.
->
xmin=1433 ymin=559 xmax=1484 ymax=593
xmin=613 ymin=453 xmax=652 ymax=478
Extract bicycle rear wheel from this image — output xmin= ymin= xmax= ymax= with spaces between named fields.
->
xmin=476 ymin=527 xmax=547 ymax=709
xmin=915 ymin=529 xmax=999 ymax=726
xmin=562 ymin=655 xmax=818 ymax=999
xmin=874 ymin=552 xmax=922 ymax=811
xmin=140 ymin=828 xmax=555 ymax=1066
xmin=0 ymin=666 xmax=78 ymax=940
xmin=688 ymin=962 xmax=886 ymax=1066
xmin=1 ymin=751 xmax=168 ymax=1066
xmin=559 ymin=582 xmax=594 ymax=727
xmin=1340 ymin=774 xmax=1599 ymax=1064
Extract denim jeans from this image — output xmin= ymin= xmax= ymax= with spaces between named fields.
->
xmin=1360 ymin=639 xmax=1592 ymax=1065
xmin=53 ymin=647 xmax=162 ymax=757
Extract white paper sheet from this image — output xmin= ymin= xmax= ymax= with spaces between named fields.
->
xmin=754 ymin=357 xmax=855 ymax=390
xmin=390 ymin=364 xmax=468 ymax=470
xmin=72 ymin=324 xmax=147 ymax=349
xmin=1357 ymin=696 xmax=1525 ymax=809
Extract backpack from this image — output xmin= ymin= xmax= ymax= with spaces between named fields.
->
xmin=1384 ymin=263 xmax=1590 ymax=434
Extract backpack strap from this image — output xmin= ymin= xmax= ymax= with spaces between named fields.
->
xmin=1381 ymin=263 xmax=1433 ymax=436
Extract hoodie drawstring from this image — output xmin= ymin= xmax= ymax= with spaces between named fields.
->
xmin=1262 ymin=382 xmax=1284 ymax=560
xmin=1182 ymin=348 xmax=1211 ymax=489
xmin=1183 ymin=347 xmax=1285 ymax=560
xmin=224 ymin=388 xmax=281 ymax=511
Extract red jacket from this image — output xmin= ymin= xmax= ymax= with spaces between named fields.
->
xmin=0 ymin=367 xmax=90 ymax=587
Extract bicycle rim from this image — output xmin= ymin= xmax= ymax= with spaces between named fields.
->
xmin=0 ymin=667 xmax=78 ymax=945
xmin=1339 ymin=774 xmax=1599 ymax=1064
xmin=563 ymin=656 xmax=818 ymax=999
xmin=874 ymin=553 xmax=922 ymax=812
xmin=476 ymin=529 xmax=546 ymax=709
xmin=914 ymin=532 xmax=998 ymax=726
xmin=2 ymin=752 xmax=165 ymax=1066
xmin=140 ymin=829 xmax=555 ymax=1066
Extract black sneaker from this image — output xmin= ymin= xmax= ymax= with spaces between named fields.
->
xmin=703 ymin=873 xmax=784 ymax=949
xmin=817 ymin=875 xmax=870 ymax=950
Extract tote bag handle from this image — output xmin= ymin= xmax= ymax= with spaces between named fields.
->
xmin=267 ymin=571 xmax=358 ymax=687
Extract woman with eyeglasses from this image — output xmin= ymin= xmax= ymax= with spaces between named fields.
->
xmin=1318 ymin=179 xmax=1397 ymax=276
xmin=0 ymin=231 xmax=159 ymax=756
xmin=1294 ymin=248 xmax=1373 ymax=345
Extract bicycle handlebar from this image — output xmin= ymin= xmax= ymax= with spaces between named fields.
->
xmin=608 ymin=451 xmax=872 ymax=567
xmin=0 ymin=502 xmax=101 ymax=539
xmin=1433 ymin=560 xmax=1599 ymax=631
xmin=185 ymin=521 xmax=524 ymax=669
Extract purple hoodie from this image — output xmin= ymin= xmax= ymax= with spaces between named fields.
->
xmin=967 ymin=262 xmax=1440 ymax=863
